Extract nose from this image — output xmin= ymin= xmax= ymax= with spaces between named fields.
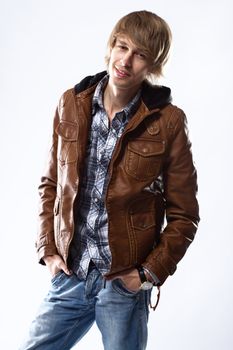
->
xmin=120 ymin=52 xmax=132 ymax=67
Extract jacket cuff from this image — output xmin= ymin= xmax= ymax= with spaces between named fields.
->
xmin=37 ymin=245 xmax=58 ymax=265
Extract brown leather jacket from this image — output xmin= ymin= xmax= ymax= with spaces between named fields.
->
xmin=36 ymin=71 xmax=199 ymax=285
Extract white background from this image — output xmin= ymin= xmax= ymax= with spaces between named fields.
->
xmin=1 ymin=0 xmax=233 ymax=349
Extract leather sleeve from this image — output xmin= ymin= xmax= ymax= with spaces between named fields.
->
xmin=143 ymin=108 xmax=200 ymax=285
xmin=35 ymin=106 xmax=60 ymax=264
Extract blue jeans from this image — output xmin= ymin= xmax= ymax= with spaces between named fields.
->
xmin=19 ymin=267 xmax=151 ymax=350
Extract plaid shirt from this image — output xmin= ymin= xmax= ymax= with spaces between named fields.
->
xmin=70 ymin=75 xmax=141 ymax=279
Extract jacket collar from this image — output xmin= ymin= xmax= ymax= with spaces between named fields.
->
xmin=74 ymin=71 xmax=172 ymax=111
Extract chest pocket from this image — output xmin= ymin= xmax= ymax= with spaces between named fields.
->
xmin=56 ymin=120 xmax=78 ymax=164
xmin=125 ymin=139 xmax=165 ymax=181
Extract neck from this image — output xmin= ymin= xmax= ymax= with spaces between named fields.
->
xmin=103 ymin=84 xmax=140 ymax=122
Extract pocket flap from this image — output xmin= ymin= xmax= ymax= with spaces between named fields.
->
xmin=130 ymin=212 xmax=156 ymax=231
xmin=56 ymin=120 xmax=78 ymax=141
xmin=128 ymin=140 xmax=165 ymax=157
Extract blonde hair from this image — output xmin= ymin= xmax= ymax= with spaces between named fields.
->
xmin=105 ymin=10 xmax=172 ymax=79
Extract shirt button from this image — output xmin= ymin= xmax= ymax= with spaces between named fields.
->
xmin=94 ymin=197 xmax=98 ymax=203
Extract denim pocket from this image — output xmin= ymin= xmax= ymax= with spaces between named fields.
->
xmin=112 ymin=278 xmax=140 ymax=297
xmin=51 ymin=270 xmax=66 ymax=287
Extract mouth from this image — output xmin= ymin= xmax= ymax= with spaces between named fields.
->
xmin=114 ymin=65 xmax=130 ymax=78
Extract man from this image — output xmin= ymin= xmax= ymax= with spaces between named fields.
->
xmin=20 ymin=10 xmax=199 ymax=350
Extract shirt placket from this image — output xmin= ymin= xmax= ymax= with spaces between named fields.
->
xmin=87 ymin=112 xmax=110 ymax=257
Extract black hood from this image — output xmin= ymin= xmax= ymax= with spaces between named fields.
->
xmin=74 ymin=71 xmax=172 ymax=110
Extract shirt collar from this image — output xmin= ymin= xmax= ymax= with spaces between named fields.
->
xmin=92 ymin=74 xmax=109 ymax=114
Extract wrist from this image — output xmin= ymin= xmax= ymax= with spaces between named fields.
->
xmin=136 ymin=266 xmax=153 ymax=290
xmin=142 ymin=266 xmax=160 ymax=286
xmin=144 ymin=271 xmax=153 ymax=283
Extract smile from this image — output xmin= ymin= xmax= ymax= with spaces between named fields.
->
xmin=114 ymin=66 xmax=130 ymax=78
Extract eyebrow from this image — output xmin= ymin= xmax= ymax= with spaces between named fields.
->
xmin=116 ymin=39 xmax=128 ymax=45
xmin=115 ymin=37 xmax=148 ymax=57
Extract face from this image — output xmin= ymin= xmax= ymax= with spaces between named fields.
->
xmin=108 ymin=35 xmax=152 ymax=94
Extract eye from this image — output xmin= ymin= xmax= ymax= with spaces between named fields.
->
xmin=136 ymin=52 xmax=147 ymax=60
xmin=117 ymin=44 xmax=127 ymax=50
